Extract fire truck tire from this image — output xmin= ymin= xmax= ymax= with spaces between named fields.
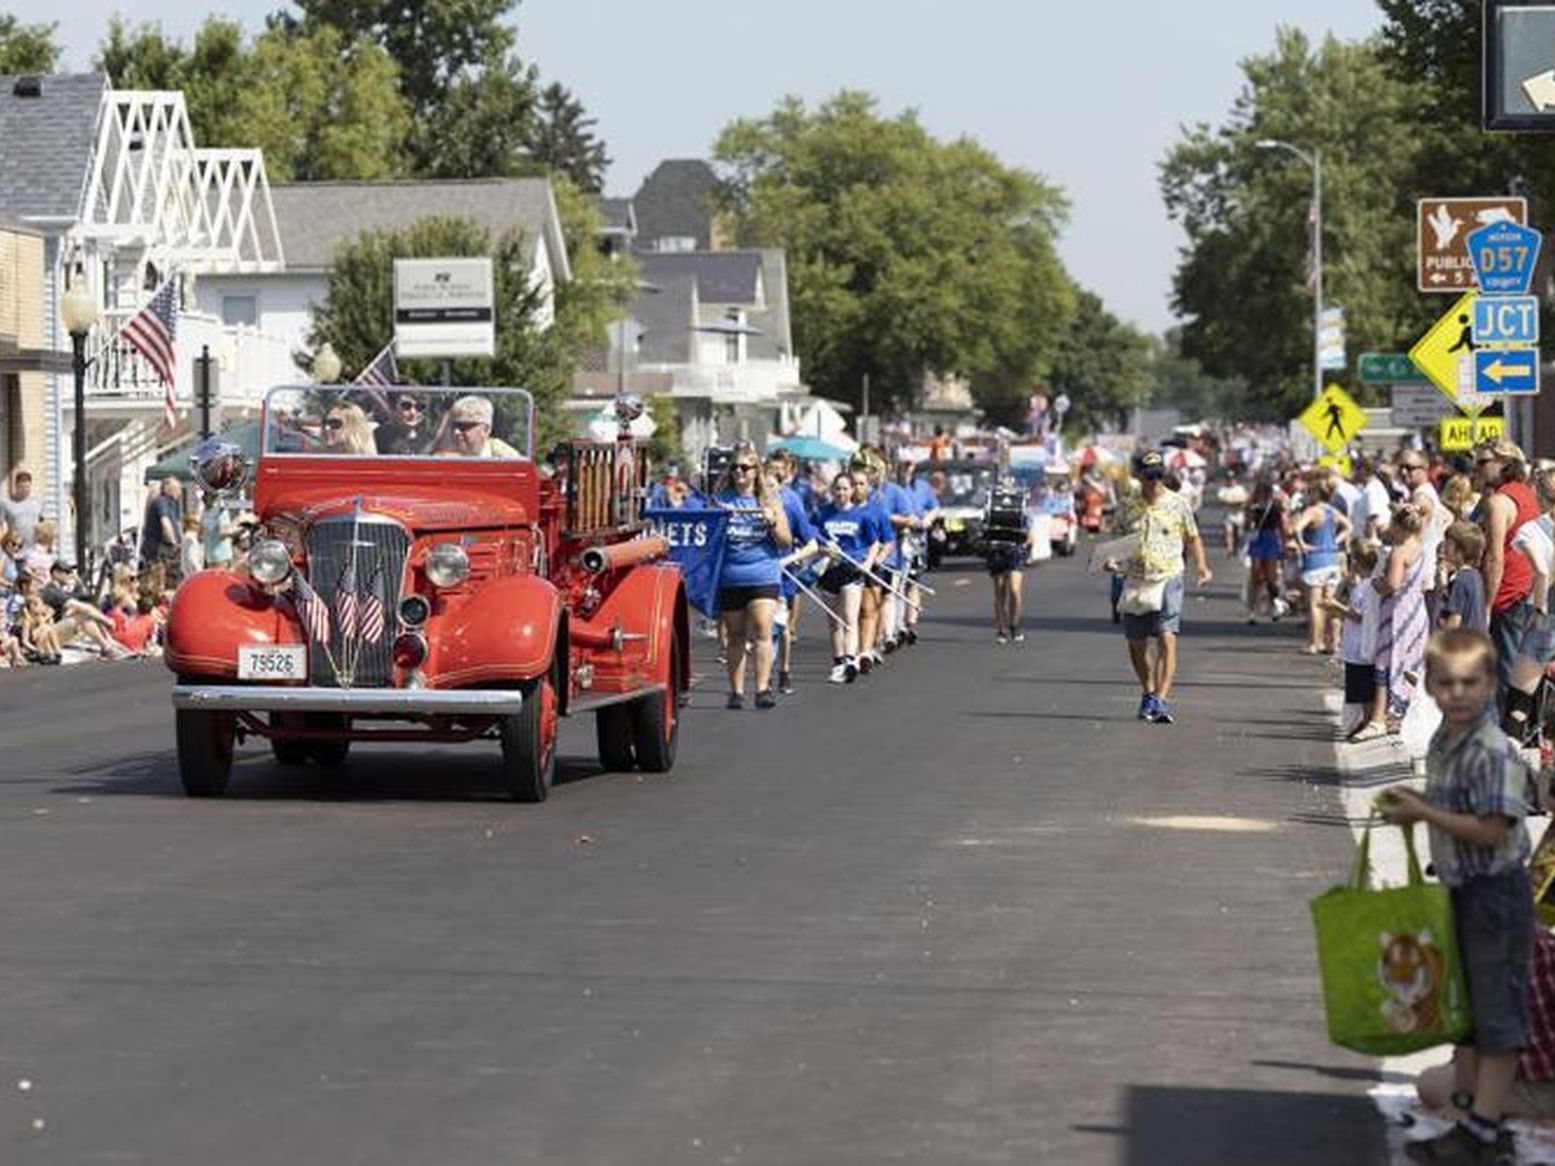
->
xmin=501 ymin=678 xmax=556 ymax=802
xmin=269 ymin=714 xmax=309 ymax=765
xmin=595 ymin=705 xmax=635 ymax=771
xmin=630 ymin=640 xmax=681 ymax=773
xmin=176 ymin=698 xmax=235 ymax=799
xmin=306 ymin=714 xmax=351 ymax=765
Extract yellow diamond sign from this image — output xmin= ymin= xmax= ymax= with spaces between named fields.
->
xmin=1298 ymin=384 xmax=1367 ymax=454
xmin=1409 ymin=291 xmax=1489 ymax=415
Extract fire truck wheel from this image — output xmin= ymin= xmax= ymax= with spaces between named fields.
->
xmin=306 ymin=714 xmax=351 ymax=766
xmin=269 ymin=714 xmax=309 ymax=765
xmin=175 ymin=694 xmax=235 ymax=798
xmin=501 ymin=677 xmax=557 ymax=802
xmin=595 ymin=705 xmax=635 ymax=771
xmin=631 ymin=639 xmax=681 ymax=773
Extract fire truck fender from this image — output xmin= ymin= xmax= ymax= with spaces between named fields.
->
xmin=589 ymin=564 xmax=690 ymax=693
xmin=429 ymin=575 xmax=564 ymax=687
xmin=166 ymin=570 xmax=301 ymax=679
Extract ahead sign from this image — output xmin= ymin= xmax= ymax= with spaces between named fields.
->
xmin=1417 ymin=197 xmax=1527 ymax=292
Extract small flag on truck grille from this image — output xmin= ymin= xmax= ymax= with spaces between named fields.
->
xmin=359 ymin=566 xmax=385 ymax=644
xmin=335 ymin=560 xmax=359 ymax=639
xmin=291 ymin=575 xmax=331 ymax=645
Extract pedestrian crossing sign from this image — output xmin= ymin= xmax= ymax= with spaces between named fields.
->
xmin=1297 ymin=384 xmax=1367 ymax=454
xmin=1409 ymin=291 xmax=1490 ymax=414
xmin=1440 ymin=413 xmax=1504 ymax=452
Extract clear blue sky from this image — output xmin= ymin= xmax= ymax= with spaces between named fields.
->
xmin=22 ymin=0 xmax=1383 ymax=336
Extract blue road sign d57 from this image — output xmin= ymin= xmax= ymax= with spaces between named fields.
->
xmin=1467 ymin=220 xmax=1542 ymax=295
xmin=1474 ymin=347 xmax=1540 ymax=394
xmin=1472 ymin=295 xmax=1541 ymax=345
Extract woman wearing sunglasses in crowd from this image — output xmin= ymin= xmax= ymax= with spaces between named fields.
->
xmin=713 ymin=445 xmax=793 ymax=709
xmin=809 ymin=470 xmax=886 ymax=684
xmin=321 ymin=402 xmax=375 ymax=455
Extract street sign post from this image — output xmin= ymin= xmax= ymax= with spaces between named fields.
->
xmin=1474 ymin=348 xmax=1540 ymax=394
xmin=1358 ymin=352 xmax=1429 ymax=385
xmin=1440 ymin=414 xmax=1506 ymax=452
xmin=1409 ymin=291 xmax=1491 ymax=413
xmin=1417 ymin=197 xmax=1527 ymax=292
xmin=1484 ymin=0 xmax=1555 ymax=132
xmin=1471 ymin=295 xmax=1541 ymax=345
xmin=1465 ymin=220 xmax=1543 ymax=295
xmin=1297 ymin=384 xmax=1367 ymax=454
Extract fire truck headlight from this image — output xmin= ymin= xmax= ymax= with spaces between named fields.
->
xmin=248 ymin=539 xmax=293 ymax=586
xmin=425 ymin=543 xmax=470 ymax=588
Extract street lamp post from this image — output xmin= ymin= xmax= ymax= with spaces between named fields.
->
xmin=59 ymin=274 xmax=99 ymax=575
xmin=1256 ymin=138 xmax=1323 ymax=401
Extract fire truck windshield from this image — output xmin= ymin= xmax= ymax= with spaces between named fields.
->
xmin=262 ymin=386 xmax=534 ymax=460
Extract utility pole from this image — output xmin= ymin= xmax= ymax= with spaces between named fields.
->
xmin=861 ymin=372 xmax=870 ymax=445
xmin=197 ymin=345 xmax=212 ymax=439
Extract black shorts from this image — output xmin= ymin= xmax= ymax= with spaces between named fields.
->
xmin=1343 ymin=662 xmax=1376 ymax=705
xmin=818 ymin=564 xmax=862 ymax=592
xmin=720 ymin=584 xmax=781 ymax=610
xmin=985 ymin=544 xmax=1026 ymax=576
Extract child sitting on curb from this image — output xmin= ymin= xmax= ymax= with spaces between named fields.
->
xmin=1381 ymin=629 xmax=1534 ymax=1165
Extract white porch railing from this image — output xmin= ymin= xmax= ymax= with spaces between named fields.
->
xmin=82 ymin=309 xmax=297 ymax=411
xmin=641 ymin=356 xmax=804 ymax=404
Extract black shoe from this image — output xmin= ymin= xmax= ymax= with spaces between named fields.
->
xmin=755 ymin=689 xmax=777 ymax=710
xmin=904 ymin=627 xmax=918 ymax=645
xmin=726 ymin=692 xmax=744 ymax=710
xmin=778 ymin=670 xmax=793 ymax=694
xmin=859 ymin=654 xmax=873 ymax=675
xmin=1111 ymin=606 xmax=1121 ymax=624
xmin=1405 ymin=1122 xmax=1496 ymax=1164
xmin=844 ymin=659 xmax=858 ymax=683
xmin=882 ymin=636 xmax=899 ymax=655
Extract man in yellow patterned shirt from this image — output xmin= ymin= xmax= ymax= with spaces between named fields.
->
xmin=1113 ymin=451 xmax=1212 ymax=724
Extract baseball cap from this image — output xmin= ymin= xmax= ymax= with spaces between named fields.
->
xmin=1136 ymin=450 xmax=1166 ymax=480
xmin=51 ymin=560 xmax=76 ymax=573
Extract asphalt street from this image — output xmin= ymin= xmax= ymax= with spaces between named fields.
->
xmin=1 ymin=543 xmax=1389 ymax=1165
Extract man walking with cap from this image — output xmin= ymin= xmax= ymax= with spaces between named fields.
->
xmin=1111 ymin=450 xmax=1212 ymax=724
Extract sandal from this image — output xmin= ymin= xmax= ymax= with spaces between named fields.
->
xmin=1348 ymin=721 xmax=1387 ymax=743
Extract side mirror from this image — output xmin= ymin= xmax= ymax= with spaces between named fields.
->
xmin=613 ymin=392 xmax=645 ymax=425
xmin=191 ymin=437 xmax=249 ymax=499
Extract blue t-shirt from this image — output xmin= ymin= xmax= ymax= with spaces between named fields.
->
xmin=815 ymin=501 xmax=881 ymax=562
xmin=911 ymin=477 xmax=939 ymax=516
xmin=715 ymin=489 xmax=783 ymax=588
xmin=779 ymin=484 xmax=814 ymax=544
xmin=1442 ymin=567 xmax=1488 ymax=635
xmin=881 ymin=482 xmax=919 ymax=568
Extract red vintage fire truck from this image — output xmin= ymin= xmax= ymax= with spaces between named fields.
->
xmin=165 ymin=387 xmax=689 ymax=802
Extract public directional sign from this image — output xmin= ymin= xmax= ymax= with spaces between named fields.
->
xmin=1474 ymin=348 xmax=1540 ymax=394
xmin=1358 ymin=352 xmax=1429 ymax=385
xmin=1409 ymin=291 xmax=1490 ymax=412
xmin=1417 ymin=197 xmax=1527 ymax=291
xmin=1484 ymin=0 xmax=1555 ymax=132
xmin=1466 ymin=220 xmax=1543 ymax=295
xmin=1440 ymin=414 xmax=1506 ymax=452
xmin=1297 ymin=384 xmax=1367 ymax=454
xmin=1472 ymin=295 xmax=1541 ymax=346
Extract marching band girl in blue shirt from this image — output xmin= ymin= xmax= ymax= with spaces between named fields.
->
xmin=765 ymin=452 xmax=817 ymax=696
xmin=713 ymin=446 xmax=792 ymax=710
xmin=808 ymin=470 xmax=885 ymax=683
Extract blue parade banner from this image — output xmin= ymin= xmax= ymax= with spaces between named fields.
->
xmin=642 ymin=506 xmax=729 ymax=616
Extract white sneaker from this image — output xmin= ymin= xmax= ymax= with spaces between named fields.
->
xmin=1272 ymin=597 xmax=1289 ymax=619
xmin=828 ymin=663 xmax=848 ymax=684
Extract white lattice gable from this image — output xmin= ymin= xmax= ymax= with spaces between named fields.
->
xmin=76 ymin=90 xmax=283 ymax=275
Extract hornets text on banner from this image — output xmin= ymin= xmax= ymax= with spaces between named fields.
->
xmin=642 ymin=507 xmax=729 ymax=617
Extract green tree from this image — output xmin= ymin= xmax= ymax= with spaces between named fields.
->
xmin=418 ymin=46 xmax=539 ymax=179
xmin=527 ymin=81 xmax=609 ymax=194
xmin=1146 ymin=329 xmax=1250 ymax=422
xmin=1045 ymin=288 xmax=1153 ymax=437
xmin=0 ymin=14 xmax=59 ymax=74
xmin=1161 ymin=29 xmax=1435 ymax=420
xmin=715 ymin=92 xmax=1073 ymax=416
xmin=95 ymin=18 xmax=411 ymax=181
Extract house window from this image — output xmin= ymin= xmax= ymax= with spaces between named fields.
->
xmin=655 ymin=236 xmax=696 ymax=253
xmin=724 ymin=310 xmax=742 ymax=364
xmin=0 ymin=374 xmax=16 ymax=479
xmin=222 ymin=295 xmax=258 ymax=327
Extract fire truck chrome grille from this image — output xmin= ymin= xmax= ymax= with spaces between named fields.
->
xmin=304 ymin=515 xmax=409 ymax=688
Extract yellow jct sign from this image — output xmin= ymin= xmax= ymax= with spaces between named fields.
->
xmin=1297 ymin=384 xmax=1367 ymax=454
xmin=1440 ymin=414 xmax=1505 ymax=452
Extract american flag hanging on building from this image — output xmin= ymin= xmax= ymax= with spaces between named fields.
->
xmin=292 ymin=575 xmax=332 ymax=645
xmin=353 ymin=343 xmax=399 ymax=388
xmin=121 ymin=281 xmax=180 ymax=429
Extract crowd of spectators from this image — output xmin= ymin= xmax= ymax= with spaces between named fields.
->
xmin=0 ymin=467 xmax=250 ymax=671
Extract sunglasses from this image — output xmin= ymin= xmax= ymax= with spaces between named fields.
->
xmin=732 ymin=463 xmax=757 ymax=472
xmin=396 ymin=400 xmax=423 ymax=413
xmin=451 ymin=420 xmax=486 ymax=433
xmin=324 ymin=417 xmax=345 ymax=430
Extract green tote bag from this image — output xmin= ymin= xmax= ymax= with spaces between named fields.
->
xmin=1309 ymin=815 xmax=1472 ymax=1056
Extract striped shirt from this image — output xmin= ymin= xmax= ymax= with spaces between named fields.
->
xmin=1423 ymin=710 xmax=1531 ymax=886
xmin=1521 ymin=926 xmax=1555 ymax=1082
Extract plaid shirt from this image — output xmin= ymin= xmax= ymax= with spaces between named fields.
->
xmin=1423 ymin=710 xmax=1531 ymax=886
xmin=1522 ymin=926 xmax=1555 ymax=1082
